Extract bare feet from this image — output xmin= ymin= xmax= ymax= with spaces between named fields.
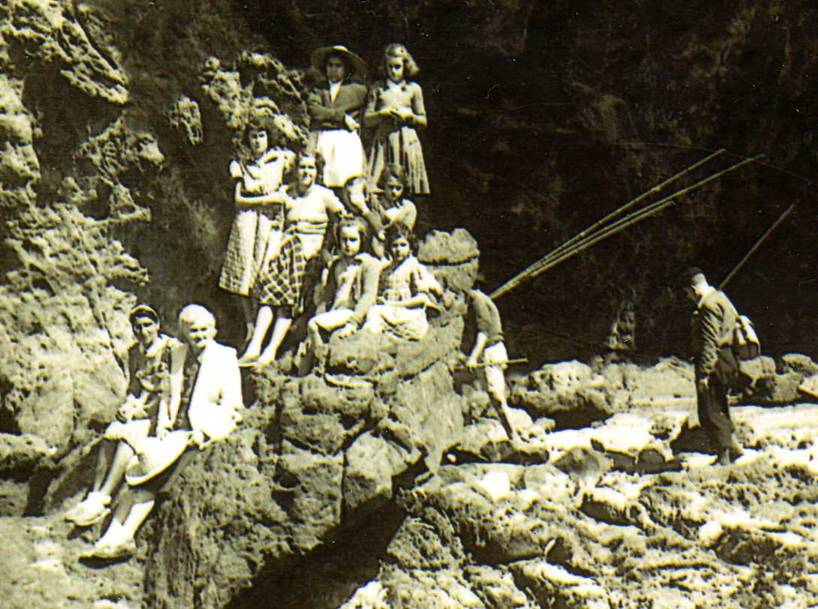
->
xmin=253 ymin=352 xmax=278 ymax=370
xmin=238 ymin=350 xmax=260 ymax=368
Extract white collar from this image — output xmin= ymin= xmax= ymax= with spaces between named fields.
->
xmin=696 ymin=285 xmax=716 ymax=308
xmin=329 ymin=80 xmax=342 ymax=102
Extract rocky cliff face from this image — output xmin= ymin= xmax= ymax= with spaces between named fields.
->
xmin=2 ymin=1 xmax=818 ymax=608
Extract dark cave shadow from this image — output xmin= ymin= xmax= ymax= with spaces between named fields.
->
xmin=224 ymin=500 xmax=406 ymax=609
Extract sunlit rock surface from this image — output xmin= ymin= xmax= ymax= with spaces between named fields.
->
xmin=3 ymin=1 xmax=818 ymax=608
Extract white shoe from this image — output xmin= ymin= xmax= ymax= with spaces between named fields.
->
xmin=65 ymin=492 xmax=111 ymax=526
xmin=81 ymin=538 xmax=136 ymax=560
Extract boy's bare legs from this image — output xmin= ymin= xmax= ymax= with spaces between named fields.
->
xmin=98 ymin=441 xmax=135 ymax=497
xmin=86 ymin=487 xmax=155 ymax=558
xmin=91 ymin=439 xmax=114 ymax=491
xmin=485 ymin=364 xmax=521 ymax=444
xmin=66 ymin=439 xmax=130 ymax=525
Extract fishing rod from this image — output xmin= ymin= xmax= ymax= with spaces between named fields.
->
xmin=492 ymin=151 xmax=723 ymax=300
xmin=721 ymin=203 xmax=796 ymax=288
xmin=616 ymin=142 xmax=813 ymax=186
xmin=491 ymin=154 xmax=764 ymax=299
xmin=537 ymin=149 xmax=725 ymax=273
xmin=527 ymin=154 xmax=766 ymax=281
xmin=455 ymin=357 xmax=529 ymax=369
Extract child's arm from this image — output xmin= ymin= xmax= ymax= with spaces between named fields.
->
xmin=385 ymin=200 xmax=417 ymax=231
xmin=351 ymin=257 xmax=382 ymax=325
xmin=325 ymin=188 xmax=347 ymax=216
xmin=466 ymin=331 xmax=488 ymax=369
xmin=382 ymin=293 xmax=430 ymax=308
xmin=309 ymin=85 xmax=367 ymax=123
xmin=391 ymin=84 xmax=427 ymax=128
xmin=363 ymin=85 xmax=393 ymax=128
xmin=235 ymin=184 xmax=288 ymax=208
xmin=410 ymin=83 xmax=428 ymax=128
xmin=308 ymin=88 xmax=344 ymax=122
xmin=315 ymin=263 xmax=338 ymax=314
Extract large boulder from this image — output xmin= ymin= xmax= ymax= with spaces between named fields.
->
xmin=144 ymin=319 xmax=467 ymax=609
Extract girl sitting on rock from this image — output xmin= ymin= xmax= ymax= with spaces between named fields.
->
xmin=241 ymin=153 xmax=346 ymax=369
xmin=363 ymin=223 xmax=442 ymax=341
xmin=65 ymin=304 xmax=186 ymax=527
xmin=304 ymin=216 xmax=381 ymax=373
xmin=218 ymin=120 xmax=294 ymax=346
xmin=365 ymin=44 xmax=430 ymax=196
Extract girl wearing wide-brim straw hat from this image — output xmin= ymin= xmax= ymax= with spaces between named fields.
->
xmin=307 ymin=45 xmax=368 ymax=189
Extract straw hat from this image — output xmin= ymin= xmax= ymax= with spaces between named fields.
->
xmin=310 ymin=44 xmax=366 ymax=79
xmin=124 ymin=431 xmax=190 ymax=486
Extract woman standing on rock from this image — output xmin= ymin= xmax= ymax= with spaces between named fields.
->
xmin=218 ymin=120 xmax=295 ymax=346
xmin=307 ymin=44 xmax=368 ymax=189
xmin=241 ymin=153 xmax=346 ymax=368
xmin=365 ymin=44 xmax=430 ymax=197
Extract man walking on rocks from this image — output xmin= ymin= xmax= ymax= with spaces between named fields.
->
xmin=682 ymin=267 xmax=743 ymax=465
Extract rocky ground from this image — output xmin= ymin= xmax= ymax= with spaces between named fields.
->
xmin=6 ymin=350 xmax=818 ymax=609
xmin=3 ymin=1 xmax=818 ymax=608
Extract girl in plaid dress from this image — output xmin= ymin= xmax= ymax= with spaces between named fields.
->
xmin=218 ymin=123 xmax=294 ymax=344
xmin=241 ymin=153 xmax=346 ymax=368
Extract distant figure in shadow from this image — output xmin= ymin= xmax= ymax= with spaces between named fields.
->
xmin=682 ymin=267 xmax=743 ymax=465
xmin=65 ymin=304 xmax=186 ymax=527
xmin=81 ymin=304 xmax=242 ymax=561
xmin=461 ymin=288 xmax=521 ymax=444
xmin=604 ymin=295 xmax=636 ymax=364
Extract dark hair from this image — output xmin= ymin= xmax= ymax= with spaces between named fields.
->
xmin=336 ymin=216 xmax=370 ymax=249
xmin=326 ymin=51 xmax=353 ymax=78
xmin=245 ymin=116 xmax=279 ymax=144
xmin=385 ymin=222 xmax=416 ymax=253
xmin=129 ymin=304 xmax=159 ymax=325
xmin=680 ymin=266 xmax=705 ymax=286
xmin=377 ymin=163 xmax=408 ymax=193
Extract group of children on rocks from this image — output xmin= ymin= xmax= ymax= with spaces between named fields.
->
xmin=64 ymin=42 xmax=519 ymax=562
xmin=218 ymin=42 xmax=446 ymax=371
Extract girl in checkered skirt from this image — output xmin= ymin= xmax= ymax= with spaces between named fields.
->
xmin=241 ymin=153 xmax=345 ymax=368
